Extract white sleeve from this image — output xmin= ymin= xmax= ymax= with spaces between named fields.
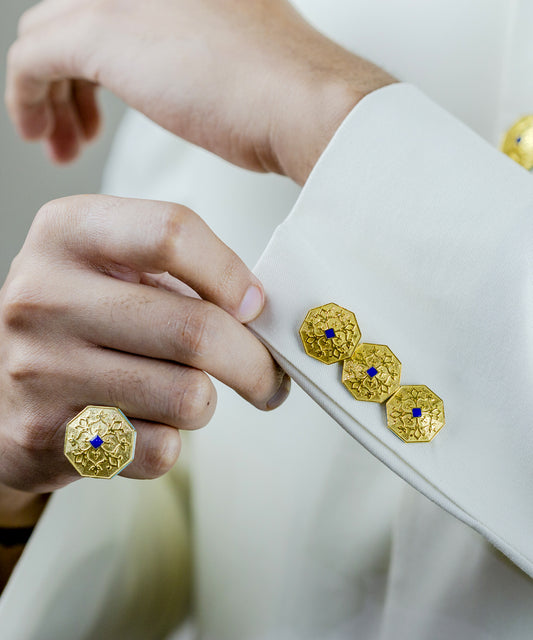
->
xmin=250 ymin=83 xmax=533 ymax=576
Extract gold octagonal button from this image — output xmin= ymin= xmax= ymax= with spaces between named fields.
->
xmin=501 ymin=115 xmax=533 ymax=170
xmin=342 ymin=343 xmax=401 ymax=403
xmin=386 ymin=385 xmax=445 ymax=443
xmin=299 ymin=303 xmax=361 ymax=365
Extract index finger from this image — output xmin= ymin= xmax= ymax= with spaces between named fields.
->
xmin=32 ymin=195 xmax=265 ymax=323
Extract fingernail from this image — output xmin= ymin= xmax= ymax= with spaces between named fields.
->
xmin=238 ymin=284 xmax=264 ymax=323
xmin=267 ymin=374 xmax=291 ymax=410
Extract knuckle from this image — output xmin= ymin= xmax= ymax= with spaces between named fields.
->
xmin=12 ymin=412 xmax=47 ymax=453
xmin=6 ymin=40 xmax=23 ymax=72
xmin=179 ymin=306 xmax=215 ymax=361
xmin=15 ymin=421 xmax=38 ymax=452
xmin=17 ymin=8 xmax=37 ymax=36
xmin=32 ymin=199 xmax=64 ymax=234
xmin=156 ymin=203 xmax=191 ymax=260
xmin=70 ymin=7 xmax=105 ymax=82
xmin=5 ymin=348 xmax=38 ymax=384
xmin=176 ymin=372 xmax=214 ymax=426
xmin=30 ymin=196 xmax=87 ymax=245
xmin=1 ymin=275 xmax=42 ymax=332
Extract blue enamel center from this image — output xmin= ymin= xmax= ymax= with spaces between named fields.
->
xmin=412 ymin=407 xmax=422 ymax=418
xmin=90 ymin=435 xmax=104 ymax=449
xmin=324 ymin=328 xmax=335 ymax=339
xmin=366 ymin=366 xmax=378 ymax=378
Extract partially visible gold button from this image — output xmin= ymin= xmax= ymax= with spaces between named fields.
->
xmin=501 ymin=115 xmax=533 ymax=170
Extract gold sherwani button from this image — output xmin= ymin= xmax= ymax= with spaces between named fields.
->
xmin=501 ymin=115 xmax=533 ymax=170
xmin=342 ymin=343 xmax=401 ymax=403
xmin=386 ymin=385 xmax=445 ymax=443
xmin=299 ymin=303 xmax=361 ymax=364
xmin=64 ymin=406 xmax=136 ymax=478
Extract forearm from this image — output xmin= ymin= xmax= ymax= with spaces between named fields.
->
xmin=269 ymin=34 xmax=396 ymax=185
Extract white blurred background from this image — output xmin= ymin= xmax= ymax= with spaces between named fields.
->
xmin=0 ymin=0 xmax=126 ymax=279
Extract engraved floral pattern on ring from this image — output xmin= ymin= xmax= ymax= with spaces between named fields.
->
xmin=64 ymin=406 xmax=136 ymax=478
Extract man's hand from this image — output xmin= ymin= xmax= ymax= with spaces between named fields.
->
xmin=5 ymin=0 xmax=394 ymax=184
xmin=0 ymin=195 xmax=289 ymax=495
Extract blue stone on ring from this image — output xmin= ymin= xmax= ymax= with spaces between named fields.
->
xmin=324 ymin=328 xmax=336 ymax=339
xmin=412 ymin=407 xmax=422 ymax=418
xmin=90 ymin=434 xmax=104 ymax=449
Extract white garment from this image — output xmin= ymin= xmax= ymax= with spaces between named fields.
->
xmin=0 ymin=1 xmax=532 ymax=639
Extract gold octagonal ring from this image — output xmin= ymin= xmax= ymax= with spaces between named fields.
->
xmin=64 ymin=406 xmax=136 ymax=478
xmin=342 ymin=343 xmax=401 ymax=403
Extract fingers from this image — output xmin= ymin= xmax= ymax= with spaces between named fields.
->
xmin=75 ymin=347 xmax=217 ymax=430
xmin=119 ymin=420 xmax=182 ymax=480
xmin=4 ymin=334 xmax=215 ymax=486
xmin=19 ymin=195 xmax=290 ymax=410
xmin=45 ymin=80 xmax=83 ymax=163
xmin=34 ymin=195 xmax=265 ymax=323
xmin=49 ymin=268 xmax=285 ymax=411
xmin=45 ymin=80 xmax=99 ymax=162
xmin=6 ymin=4 xmax=101 ymax=158
xmin=6 ymin=9 xmax=89 ymax=137
xmin=72 ymin=80 xmax=100 ymax=140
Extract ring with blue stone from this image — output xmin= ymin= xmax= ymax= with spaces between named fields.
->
xmin=64 ymin=406 xmax=136 ymax=478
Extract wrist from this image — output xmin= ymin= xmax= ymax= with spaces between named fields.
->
xmin=271 ymin=52 xmax=396 ymax=185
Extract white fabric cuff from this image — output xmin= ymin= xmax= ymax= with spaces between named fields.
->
xmin=250 ymin=83 xmax=533 ymax=576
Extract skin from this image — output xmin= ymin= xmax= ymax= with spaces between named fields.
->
xmin=1 ymin=0 xmax=395 ymax=586
xmin=5 ymin=0 xmax=395 ymax=184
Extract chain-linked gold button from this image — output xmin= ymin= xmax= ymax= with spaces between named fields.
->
xmin=342 ymin=343 xmax=401 ymax=403
xmin=501 ymin=115 xmax=533 ymax=170
xmin=386 ymin=385 xmax=445 ymax=442
xmin=299 ymin=302 xmax=361 ymax=364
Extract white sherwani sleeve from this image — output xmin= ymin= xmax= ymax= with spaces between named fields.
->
xmin=250 ymin=83 xmax=533 ymax=577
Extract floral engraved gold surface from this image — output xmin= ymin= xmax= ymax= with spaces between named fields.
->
xmin=64 ymin=406 xmax=136 ymax=478
xmin=386 ymin=385 xmax=445 ymax=443
xmin=342 ymin=343 xmax=401 ymax=403
xmin=501 ymin=115 xmax=533 ymax=170
xmin=299 ymin=303 xmax=361 ymax=364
